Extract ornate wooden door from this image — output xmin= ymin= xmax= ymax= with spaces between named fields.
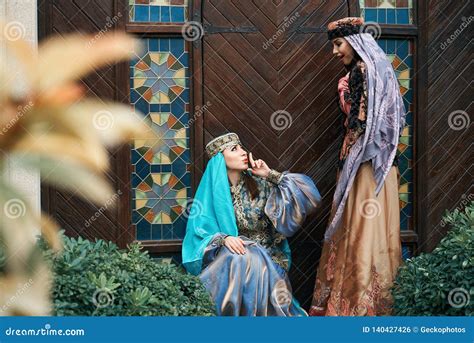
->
xmin=192 ymin=0 xmax=359 ymax=308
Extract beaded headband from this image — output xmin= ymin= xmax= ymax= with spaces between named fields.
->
xmin=205 ymin=133 xmax=242 ymax=158
xmin=327 ymin=17 xmax=364 ymax=40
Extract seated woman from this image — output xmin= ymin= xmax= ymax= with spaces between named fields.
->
xmin=182 ymin=132 xmax=321 ymax=316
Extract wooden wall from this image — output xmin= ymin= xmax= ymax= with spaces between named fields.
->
xmin=417 ymin=0 xmax=473 ymax=253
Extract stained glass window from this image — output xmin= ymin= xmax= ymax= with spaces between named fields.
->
xmin=378 ymin=39 xmax=414 ymax=231
xmin=129 ymin=0 xmax=188 ymax=23
xmin=130 ymin=38 xmax=190 ymax=240
xmin=402 ymin=245 xmax=413 ymax=260
xmin=359 ymin=0 xmax=414 ymax=24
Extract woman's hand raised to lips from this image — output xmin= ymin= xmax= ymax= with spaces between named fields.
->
xmin=248 ymin=152 xmax=271 ymax=178
xmin=224 ymin=236 xmax=246 ymax=255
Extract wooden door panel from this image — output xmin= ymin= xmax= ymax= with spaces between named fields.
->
xmin=39 ymin=0 xmax=131 ymax=247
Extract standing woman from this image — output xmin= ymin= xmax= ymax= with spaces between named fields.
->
xmin=310 ymin=17 xmax=407 ymax=316
xmin=182 ymin=133 xmax=321 ymax=316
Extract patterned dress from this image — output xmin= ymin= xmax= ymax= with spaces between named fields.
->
xmin=229 ymin=174 xmax=291 ymax=270
xmin=309 ymin=63 xmax=403 ymax=316
xmin=199 ymin=171 xmax=321 ymax=316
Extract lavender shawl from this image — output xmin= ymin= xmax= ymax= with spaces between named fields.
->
xmin=324 ymin=33 xmax=407 ymax=241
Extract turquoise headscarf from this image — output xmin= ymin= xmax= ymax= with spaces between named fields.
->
xmin=182 ymin=153 xmax=238 ymax=275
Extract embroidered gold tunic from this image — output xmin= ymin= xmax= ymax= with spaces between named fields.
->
xmin=229 ymin=172 xmax=289 ymax=270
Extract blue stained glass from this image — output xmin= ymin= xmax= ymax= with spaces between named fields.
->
xmin=387 ymin=9 xmax=396 ymax=24
xmin=131 ymin=174 xmax=140 ymax=188
xmin=171 ymin=7 xmax=185 ymax=22
xmin=135 ymin=98 xmax=149 ymax=115
xmin=134 ymin=5 xmax=149 ymax=22
xmin=150 ymin=6 xmax=160 ymax=22
xmin=162 ymin=225 xmax=174 ymax=239
xmin=397 ymin=9 xmax=410 ymax=24
xmin=173 ymin=217 xmax=187 ymax=238
xmin=378 ymin=9 xmax=387 ymax=24
xmin=149 ymin=38 xmax=159 ymax=52
xmin=397 ymin=40 xmax=409 ymax=58
xmin=365 ymin=9 xmax=377 ymax=22
xmin=159 ymin=39 xmax=170 ymax=52
xmin=170 ymin=38 xmax=185 ymax=58
xmin=173 ymin=159 xmax=187 ymax=178
xmin=131 ymin=150 xmax=141 ymax=164
xmin=386 ymin=40 xmax=396 ymax=54
xmin=136 ymin=221 xmax=151 ymax=240
xmin=160 ymin=104 xmax=171 ymax=112
xmin=151 ymin=165 xmax=161 ymax=173
xmin=359 ymin=0 xmax=414 ymax=25
xmin=162 ymin=165 xmax=172 ymax=173
xmin=182 ymin=173 xmax=191 ymax=185
xmin=161 ymin=6 xmax=171 ymax=22
xmin=402 ymin=245 xmax=412 ymax=259
xmin=378 ymin=39 xmax=414 ymax=232
xmin=130 ymin=38 xmax=191 ymax=241
xmin=152 ymin=225 xmax=162 ymax=240
xmin=129 ymin=1 xmax=188 ymax=23
xmin=136 ymin=159 xmax=150 ymax=178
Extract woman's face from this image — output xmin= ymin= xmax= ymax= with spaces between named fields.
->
xmin=331 ymin=37 xmax=354 ymax=66
xmin=222 ymin=144 xmax=248 ymax=171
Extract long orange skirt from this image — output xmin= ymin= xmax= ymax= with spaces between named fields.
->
xmin=309 ymin=162 xmax=403 ymax=316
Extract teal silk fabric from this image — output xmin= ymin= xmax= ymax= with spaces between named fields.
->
xmin=182 ymin=153 xmax=238 ymax=275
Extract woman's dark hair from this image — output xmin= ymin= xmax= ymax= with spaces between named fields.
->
xmin=344 ymin=49 xmax=362 ymax=69
xmin=346 ymin=51 xmax=366 ymax=132
xmin=243 ymin=172 xmax=259 ymax=200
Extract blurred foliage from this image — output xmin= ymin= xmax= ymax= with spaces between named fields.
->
xmin=0 ymin=26 xmax=149 ymax=315
xmin=392 ymin=201 xmax=474 ymax=316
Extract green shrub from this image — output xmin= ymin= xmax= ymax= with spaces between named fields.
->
xmin=392 ymin=201 xmax=474 ymax=316
xmin=40 ymin=234 xmax=216 ymax=316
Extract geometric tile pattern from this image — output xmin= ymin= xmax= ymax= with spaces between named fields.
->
xmin=130 ymin=38 xmax=190 ymax=240
xmin=360 ymin=0 xmax=414 ymax=24
xmin=378 ymin=39 xmax=414 ymax=231
xmin=129 ymin=0 xmax=188 ymax=23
